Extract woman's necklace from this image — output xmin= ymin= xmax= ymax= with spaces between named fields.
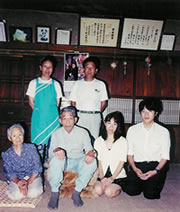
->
xmin=105 ymin=137 xmax=114 ymax=150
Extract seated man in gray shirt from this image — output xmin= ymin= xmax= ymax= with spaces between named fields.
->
xmin=48 ymin=106 xmax=97 ymax=210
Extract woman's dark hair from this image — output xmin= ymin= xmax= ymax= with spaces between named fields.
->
xmin=72 ymin=60 xmax=77 ymax=66
xmin=40 ymin=55 xmax=57 ymax=69
xmin=100 ymin=111 xmax=126 ymax=142
xmin=139 ymin=97 xmax=163 ymax=115
xmin=83 ymin=56 xmax=100 ymax=70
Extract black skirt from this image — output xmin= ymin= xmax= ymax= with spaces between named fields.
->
xmin=98 ymin=166 xmax=127 ymax=189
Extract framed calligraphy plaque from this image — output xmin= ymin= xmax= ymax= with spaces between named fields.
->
xmin=120 ymin=18 xmax=163 ymax=50
xmin=80 ymin=17 xmax=120 ymax=47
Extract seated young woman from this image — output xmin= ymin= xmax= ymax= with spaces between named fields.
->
xmin=94 ymin=111 xmax=128 ymax=198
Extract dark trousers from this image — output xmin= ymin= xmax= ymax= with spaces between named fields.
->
xmin=125 ymin=161 xmax=168 ymax=199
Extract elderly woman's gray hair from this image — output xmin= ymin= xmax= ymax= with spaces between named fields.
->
xmin=7 ymin=124 xmax=24 ymax=137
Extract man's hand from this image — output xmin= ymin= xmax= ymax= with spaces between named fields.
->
xmin=134 ymin=167 xmax=144 ymax=178
xmin=53 ymin=148 xmax=65 ymax=160
xmin=139 ymin=170 xmax=157 ymax=180
xmin=84 ymin=150 xmax=95 ymax=164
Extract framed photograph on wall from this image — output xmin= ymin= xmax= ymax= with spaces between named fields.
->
xmin=120 ymin=18 xmax=164 ymax=50
xmin=63 ymin=52 xmax=89 ymax=106
xmin=56 ymin=29 xmax=71 ymax=45
xmin=64 ymin=52 xmax=89 ymax=93
xmin=36 ymin=26 xmax=50 ymax=43
xmin=80 ymin=17 xmax=120 ymax=47
xmin=64 ymin=52 xmax=89 ymax=81
xmin=9 ymin=26 xmax=32 ymax=42
xmin=160 ymin=34 xmax=176 ymax=51
xmin=0 ymin=20 xmax=7 ymax=42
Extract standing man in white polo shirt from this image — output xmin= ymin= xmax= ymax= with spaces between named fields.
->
xmin=70 ymin=56 xmax=109 ymax=140
xmin=125 ymin=97 xmax=171 ymax=199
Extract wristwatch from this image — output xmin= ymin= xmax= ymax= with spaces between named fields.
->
xmin=155 ymin=168 xmax=160 ymax=174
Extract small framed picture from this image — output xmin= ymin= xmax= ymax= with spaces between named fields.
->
xmin=160 ymin=34 xmax=176 ymax=51
xmin=56 ymin=29 xmax=71 ymax=45
xmin=0 ymin=20 xmax=7 ymax=42
xmin=36 ymin=26 xmax=50 ymax=43
xmin=9 ymin=26 xmax=32 ymax=42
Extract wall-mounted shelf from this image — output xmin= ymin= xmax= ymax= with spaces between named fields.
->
xmin=1 ymin=42 xmax=180 ymax=59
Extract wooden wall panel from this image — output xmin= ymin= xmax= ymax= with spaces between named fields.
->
xmin=136 ymin=61 xmax=161 ymax=97
xmin=0 ymin=57 xmax=23 ymax=102
xmin=172 ymin=63 xmax=180 ymax=98
xmin=96 ymin=58 xmax=115 ymax=97
xmin=158 ymin=61 xmax=179 ymax=97
xmin=0 ymin=82 xmax=22 ymax=102
xmin=136 ymin=60 xmax=180 ymax=97
xmin=97 ymin=58 xmax=134 ymax=97
xmin=171 ymin=127 xmax=180 ymax=163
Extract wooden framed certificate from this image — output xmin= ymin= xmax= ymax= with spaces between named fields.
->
xmin=80 ymin=17 xmax=120 ymax=47
xmin=121 ymin=18 xmax=163 ymax=50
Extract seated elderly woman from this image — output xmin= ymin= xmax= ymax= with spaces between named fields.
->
xmin=1 ymin=123 xmax=43 ymax=200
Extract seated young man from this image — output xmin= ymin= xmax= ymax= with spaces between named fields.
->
xmin=48 ymin=106 xmax=97 ymax=210
xmin=125 ymin=97 xmax=171 ymax=199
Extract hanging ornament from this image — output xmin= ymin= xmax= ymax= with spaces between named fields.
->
xmin=111 ymin=61 xmax=118 ymax=69
xmin=123 ymin=59 xmax=127 ymax=75
xmin=111 ymin=48 xmax=118 ymax=69
xmin=145 ymin=56 xmax=152 ymax=76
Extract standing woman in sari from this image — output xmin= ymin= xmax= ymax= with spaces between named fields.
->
xmin=26 ymin=55 xmax=63 ymax=165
